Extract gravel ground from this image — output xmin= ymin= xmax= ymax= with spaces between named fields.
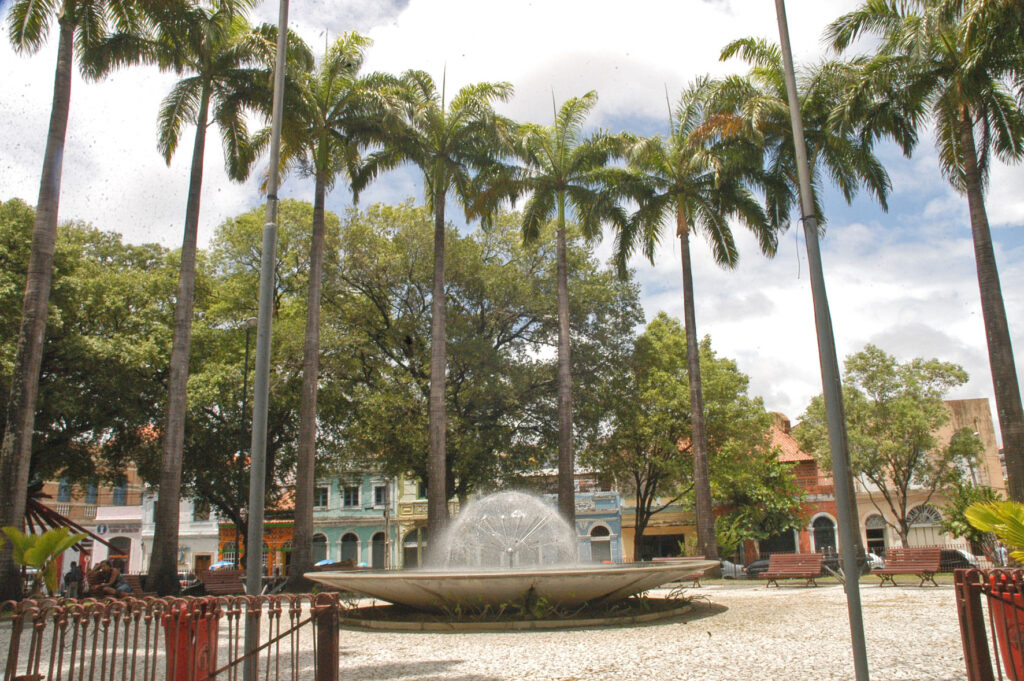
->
xmin=1 ymin=583 xmax=971 ymax=681
xmin=336 ymin=583 xmax=969 ymax=681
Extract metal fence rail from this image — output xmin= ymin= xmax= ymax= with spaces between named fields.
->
xmin=954 ymin=568 xmax=1024 ymax=681
xmin=2 ymin=593 xmax=339 ymax=681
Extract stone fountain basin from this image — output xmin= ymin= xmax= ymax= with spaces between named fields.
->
xmin=307 ymin=560 xmax=718 ymax=610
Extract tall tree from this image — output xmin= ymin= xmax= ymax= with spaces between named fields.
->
xmin=516 ymin=92 xmax=627 ymax=524
xmin=276 ymin=32 xmax=396 ymax=588
xmin=613 ymin=80 xmax=774 ymax=562
xmin=146 ymin=0 xmax=294 ymax=595
xmin=827 ymin=0 xmax=1024 ymax=503
xmin=355 ymin=72 xmax=514 ymax=541
xmin=0 ymin=0 xmax=146 ymax=603
xmin=795 ymin=345 xmax=983 ymax=547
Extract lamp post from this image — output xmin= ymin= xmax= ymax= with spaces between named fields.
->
xmin=235 ymin=317 xmax=257 ymax=569
xmin=773 ymin=2 xmax=868 ymax=679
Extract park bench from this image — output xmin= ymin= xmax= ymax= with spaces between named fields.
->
xmin=873 ymin=547 xmax=941 ymax=587
xmin=199 ymin=569 xmax=246 ymax=595
xmin=652 ymin=556 xmax=706 ymax=587
xmin=761 ymin=553 xmax=823 ymax=588
xmin=123 ymin=574 xmax=156 ymax=597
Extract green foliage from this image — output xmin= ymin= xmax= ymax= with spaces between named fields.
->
xmin=583 ymin=313 xmax=797 ymax=552
xmin=942 ymin=480 xmax=1001 ymax=547
xmin=1 ymin=526 xmax=86 ymax=596
xmin=333 ymin=202 xmax=640 ymax=498
xmin=0 ymin=199 xmax=175 ymax=483
xmin=795 ymin=344 xmax=980 ymax=544
xmin=967 ymin=502 xmax=1024 ymax=564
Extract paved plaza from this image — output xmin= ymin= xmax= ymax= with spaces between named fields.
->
xmin=337 ymin=582 xmax=968 ymax=681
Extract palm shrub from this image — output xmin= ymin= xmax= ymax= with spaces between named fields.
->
xmin=2 ymin=526 xmax=87 ymax=597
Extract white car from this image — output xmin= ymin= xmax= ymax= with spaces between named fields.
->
xmin=720 ymin=559 xmax=746 ymax=579
xmin=866 ymin=552 xmax=885 ymax=570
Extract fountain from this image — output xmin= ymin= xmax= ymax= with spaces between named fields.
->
xmin=307 ymin=491 xmax=716 ymax=612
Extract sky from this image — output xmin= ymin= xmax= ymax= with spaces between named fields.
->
xmin=1 ymin=0 xmax=1023 ymax=442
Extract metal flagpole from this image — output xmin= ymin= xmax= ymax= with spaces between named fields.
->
xmin=773 ymin=1 xmax=869 ymax=679
xmin=244 ymin=0 xmax=289 ymax=679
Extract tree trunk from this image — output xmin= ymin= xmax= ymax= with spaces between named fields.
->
xmin=288 ymin=175 xmax=327 ymax=590
xmin=426 ymin=190 xmax=449 ymax=551
xmin=959 ymin=112 xmax=1024 ymax=502
xmin=0 ymin=18 xmax=75 ymax=604
xmin=555 ymin=193 xmax=576 ymax=527
xmin=678 ymin=211 xmax=718 ymax=561
xmin=147 ymin=89 xmax=211 ymax=596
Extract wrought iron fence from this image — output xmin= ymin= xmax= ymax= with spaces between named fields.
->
xmin=955 ymin=568 xmax=1024 ymax=681
xmin=1 ymin=593 xmax=339 ymax=681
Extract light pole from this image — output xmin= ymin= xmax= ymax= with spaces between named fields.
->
xmin=235 ymin=317 xmax=257 ymax=569
xmin=773 ymin=2 xmax=869 ymax=679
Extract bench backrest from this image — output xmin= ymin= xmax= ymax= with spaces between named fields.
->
xmin=766 ymin=553 xmax=823 ymax=572
xmin=200 ymin=569 xmax=246 ymax=594
xmin=123 ymin=574 xmax=150 ymax=595
xmin=883 ymin=547 xmax=941 ymax=568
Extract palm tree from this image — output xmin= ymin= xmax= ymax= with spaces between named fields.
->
xmin=516 ymin=92 xmax=627 ymax=524
xmin=613 ymin=80 xmax=774 ymax=562
xmin=827 ymin=0 xmax=1024 ymax=502
xmin=355 ymin=71 xmax=514 ymax=542
xmin=0 ymin=0 xmax=146 ymax=604
xmin=145 ymin=0 xmax=297 ymax=595
xmin=277 ymin=32 xmax=394 ymax=589
xmin=716 ymin=38 xmax=895 ymax=232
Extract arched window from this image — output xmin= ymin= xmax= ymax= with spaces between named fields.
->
xmin=220 ymin=541 xmax=237 ymax=563
xmin=907 ymin=505 xmax=943 ymax=526
xmin=340 ymin=533 xmax=359 ymax=564
xmin=864 ymin=514 xmax=887 ymax=555
xmin=812 ymin=516 xmax=837 ymax=554
xmin=371 ymin=532 xmax=386 ymax=569
xmin=57 ymin=479 xmax=72 ymax=503
xmin=312 ymin=534 xmax=328 ymax=563
xmin=85 ymin=483 xmax=98 ymax=505
xmin=403 ymin=528 xmax=427 ymax=568
xmin=590 ymin=525 xmax=611 ymax=563
xmin=112 ymin=484 xmax=127 ymax=506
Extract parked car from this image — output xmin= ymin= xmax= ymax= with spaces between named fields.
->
xmin=939 ymin=548 xmax=979 ymax=572
xmin=866 ymin=552 xmax=885 ymax=571
xmin=743 ymin=558 xmax=770 ymax=578
xmin=178 ymin=571 xmax=199 ymax=589
xmin=208 ymin=560 xmax=237 ymax=571
xmin=720 ymin=559 xmax=746 ymax=579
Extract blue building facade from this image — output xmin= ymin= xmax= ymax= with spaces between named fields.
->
xmin=311 ymin=474 xmax=398 ymax=568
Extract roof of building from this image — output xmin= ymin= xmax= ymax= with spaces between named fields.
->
xmin=770 ymin=413 xmax=815 ymax=463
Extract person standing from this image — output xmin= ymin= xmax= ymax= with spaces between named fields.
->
xmin=63 ymin=560 xmax=82 ymax=598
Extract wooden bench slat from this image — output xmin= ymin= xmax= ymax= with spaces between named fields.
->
xmin=200 ymin=569 xmax=246 ymax=595
xmin=873 ymin=548 xmax=941 ymax=587
xmin=760 ymin=553 xmax=823 ymax=588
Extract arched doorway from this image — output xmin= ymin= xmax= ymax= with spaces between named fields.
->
xmin=371 ymin=532 xmax=386 ymax=569
xmin=590 ymin=526 xmax=611 ymax=563
xmin=110 ymin=536 xmax=132 ymax=567
xmin=403 ymin=528 xmax=427 ymax=568
xmin=312 ymin=534 xmax=328 ymax=564
xmin=812 ymin=516 xmax=837 ymax=554
xmin=340 ymin=533 xmax=359 ymax=564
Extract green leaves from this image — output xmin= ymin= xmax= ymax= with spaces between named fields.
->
xmin=1 ymin=526 xmax=87 ymax=595
xmin=966 ymin=501 xmax=1024 ymax=563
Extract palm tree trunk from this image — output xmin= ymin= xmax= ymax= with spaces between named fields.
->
xmin=147 ymin=88 xmax=211 ymax=596
xmin=288 ymin=174 xmax=327 ymax=590
xmin=556 ymin=193 xmax=576 ymax=526
xmin=426 ymin=190 xmax=449 ymax=548
xmin=0 ymin=17 xmax=75 ymax=604
xmin=959 ymin=111 xmax=1024 ymax=502
xmin=678 ymin=211 xmax=718 ymax=562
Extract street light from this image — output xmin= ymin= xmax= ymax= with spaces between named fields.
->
xmin=235 ymin=317 xmax=257 ymax=569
